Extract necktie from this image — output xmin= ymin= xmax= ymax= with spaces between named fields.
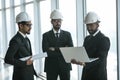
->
xmin=56 ymin=33 xmax=59 ymax=38
xmin=25 ymin=37 xmax=30 ymax=50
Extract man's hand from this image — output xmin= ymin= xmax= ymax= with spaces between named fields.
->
xmin=26 ymin=56 xmax=33 ymax=65
xmin=71 ymin=59 xmax=85 ymax=66
xmin=71 ymin=59 xmax=78 ymax=64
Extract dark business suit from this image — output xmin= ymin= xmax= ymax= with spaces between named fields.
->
xmin=4 ymin=32 xmax=36 ymax=80
xmin=81 ymin=31 xmax=110 ymax=80
xmin=42 ymin=29 xmax=73 ymax=80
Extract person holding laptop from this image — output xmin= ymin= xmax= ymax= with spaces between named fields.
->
xmin=71 ymin=12 xmax=110 ymax=80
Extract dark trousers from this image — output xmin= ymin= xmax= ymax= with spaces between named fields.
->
xmin=46 ymin=70 xmax=70 ymax=80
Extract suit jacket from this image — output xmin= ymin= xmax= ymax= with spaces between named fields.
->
xmin=42 ymin=29 xmax=73 ymax=73
xmin=4 ymin=32 xmax=36 ymax=80
xmin=82 ymin=31 xmax=110 ymax=80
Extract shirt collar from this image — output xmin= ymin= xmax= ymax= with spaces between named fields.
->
xmin=53 ymin=29 xmax=61 ymax=34
xmin=18 ymin=31 xmax=27 ymax=38
xmin=93 ymin=29 xmax=100 ymax=36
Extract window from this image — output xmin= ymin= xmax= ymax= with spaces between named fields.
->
xmin=0 ymin=11 xmax=2 ymax=56
xmin=6 ymin=9 xmax=11 ymax=43
xmin=40 ymin=0 xmax=51 ymax=34
xmin=40 ymin=0 xmax=51 ymax=75
xmin=0 ymin=0 xmax=1 ymax=56
xmin=15 ymin=0 xmax=20 ymax=6
xmin=26 ymin=0 xmax=33 ymax=3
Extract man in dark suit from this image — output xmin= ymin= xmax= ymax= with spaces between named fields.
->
xmin=71 ymin=12 xmax=110 ymax=80
xmin=4 ymin=12 xmax=37 ymax=80
xmin=42 ymin=9 xmax=73 ymax=80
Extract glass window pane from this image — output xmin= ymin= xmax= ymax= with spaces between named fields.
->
xmin=4 ymin=9 xmax=13 ymax=80
xmin=40 ymin=0 xmax=51 ymax=75
xmin=59 ymin=0 xmax=77 ymax=46
xmin=59 ymin=0 xmax=77 ymax=80
xmin=40 ymin=1 xmax=51 ymax=34
xmin=5 ymin=0 xmax=10 ymax=8
xmin=15 ymin=7 xmax=21 ymax=31
xmin=15 ymin=0 xmax=20 ymax=6
xmin=25 ymin=0 xmax=33 ymax=3
xmin=86 ymin=0 xmax=117 ymax=80
xmin=6 ymin=9 xmax=11 ymax=43
xmin=0 ymin=11 xmax=2 ymax=55
xmin=0 ymin=0 xmax=1 ymax=9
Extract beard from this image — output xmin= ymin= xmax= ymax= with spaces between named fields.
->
xmin=26 ymin=30 xmax=31 ymax=34
xmin=88 ymin=29 xmax=98 ymax=35
xmin=26 ymin=32 xmax=30 ymax=34
xmin=53 ymin=25 xmax=61 ymax=30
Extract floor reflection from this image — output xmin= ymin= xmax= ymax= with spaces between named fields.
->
xmin=0 ymin=59 xmax=13 ymax=80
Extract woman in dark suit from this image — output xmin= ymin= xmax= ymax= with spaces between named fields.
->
xmin=4 ymin=12 xmax=37 ymax=80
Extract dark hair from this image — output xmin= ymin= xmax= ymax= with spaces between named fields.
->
xmin=17 ymin=21 xmax=28 ymax=25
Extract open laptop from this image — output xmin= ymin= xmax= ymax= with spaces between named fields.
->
xmin=60 ymin=47 xmax=98 ymax=63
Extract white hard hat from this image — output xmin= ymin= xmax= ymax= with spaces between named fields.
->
xmin=50 ymin=9 xmax=63 ymax=19
xmin=16 ymin=12 xmax=31 ymax=23
xmin=84 ymin=12 xmax=100 ymax=24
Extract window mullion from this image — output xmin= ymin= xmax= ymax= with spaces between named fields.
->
xmin=20 ymin=0 xmax=26 ymax=11
xmin=117 ymin=0 xmax=120 ymax=80
xmin=10 ymin=0 xmax=16 ymax=35
xmin=51 ymin=0 xmax=59 ymax=10
xmin=1 ymin=0 xmax=7 ymax=54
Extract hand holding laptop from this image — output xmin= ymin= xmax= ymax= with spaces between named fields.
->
xmin=71 ymin=59 xmax=85 ymax=66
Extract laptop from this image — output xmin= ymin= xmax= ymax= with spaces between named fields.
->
xmin=60 ymin=47 xmax=98 ymax=63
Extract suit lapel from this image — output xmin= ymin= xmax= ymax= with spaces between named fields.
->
xmin=17 ymin=32 xmax=31 ymax=52
xmin=59 ymin=30 xmax=63 ymax=38
xmin=50 ymin=30 xmax=57 ymax=42
xmin=25 ymin=38 xmax=31 ymax=51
